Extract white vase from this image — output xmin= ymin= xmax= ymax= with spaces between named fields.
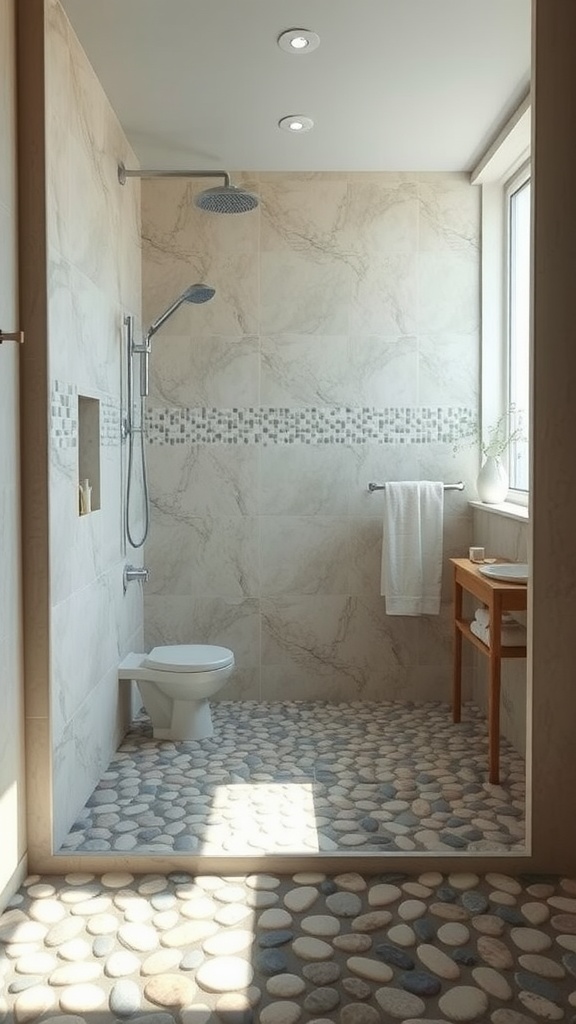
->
xmin=476 ymin=456 xmax=509 ymax=504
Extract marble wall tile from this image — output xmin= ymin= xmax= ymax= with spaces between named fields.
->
xmin=347 ymin=517 xmax=386 ymax=596
xmin=148 ymin=443 xmax=260 ymax=518
xmin=418 ymin=332 xmax=479 ymax=408
xmin=48 ymin=257 xmax=124 ymax=398
xmin=142 ymin=252 xmax=259 ymax=337
xmin=147 ymin=511 xmax=260 ymax=598
xmin=260 ymin=335 xmax=349 ymax=407
xmin=348 ymin=335 xmax=419 ymax=406
xmin=418 ymin=174 xmax=481 ymax=253
xmin=51 ymin=570 xmax=128 ymax=744
xmin=260 ymin=253 xmax=352 ymax=335
xmin=343 ymin=180 xmax=419 ymax=253
xmin=261 ymin=595 xmax=419 ymax=701
xmin=349 ymin=254 xmax=418 ymax=335
xmin=260 ymin=445 xmax=353 ymax=516
xmin=52 ymin=667 xmax=132 ymax=847
xmin=259 ymin=178 xmax=349 ymax=254
xmin=147 ymin=335 xmax=260 ymax=409
xmin=417 ymin=251 xmax=480 ymax=335
xmin=260 ymin=516 xmax=351 ymax=597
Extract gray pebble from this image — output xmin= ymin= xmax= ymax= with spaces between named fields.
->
xmin=564 ymin=952 xmax=576 ymax=978
xmin=255 ymin=949 xmax=288 ymax=976
xmin=461 ymin=891 xmax=489 ymax=915
xmin=258 ymin=930 xmax=294 ymax=948
xmin=514 ymin=971 xmax=563 ymax=1003
xmin=180 ymin=950 xmax=203 ymax=970
xmin=303 ymin=962 xmax=341 ymax=984
xmin=495 ymin=906 xmax=525 ymax=926
xmin=399 ymin=970 xmax=441 ymax=996
xmin=8 ymin=978 xmax=42 ymax=994
xmin=452 ymin=947 xmax=478 ymax=966
xmin=374 ymin=943 xmax=415 ymax=970
xmin=304 ymin=987 xmax=340 ymax=1013
xmin=326 ymin=892 xmax=362 ymax=917
xmin=360 ymin=817 xmax=379 ymax=833
xmin=342 ymin=977 xmax=372 ymax=1000
xmin=173 ymin=836 xmax=199 ymax=852
xmin=413 ymin=917 xmax=436 ymax=941
xmin=109 ymin=980 xmax=141 ymax=1017
xmin=92 ymin=936 xmax=116 ymax=958
xmin=439 ymin=833 xmax=468 ymax=849
xmin=436 ymin=885 xmax=459 ymax=902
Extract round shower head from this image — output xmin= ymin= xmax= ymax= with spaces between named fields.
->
xmin=195 ymin=184 xmax=259 ymax=214
xmin=184 ymin=283 xmax=216 ymax=304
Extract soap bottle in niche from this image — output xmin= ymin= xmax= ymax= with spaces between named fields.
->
xmin=79 ymin=478 xmax=92 ymax=515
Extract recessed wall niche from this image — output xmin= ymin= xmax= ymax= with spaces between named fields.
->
xmin=77 ymin=395 xmax=101 ymax=514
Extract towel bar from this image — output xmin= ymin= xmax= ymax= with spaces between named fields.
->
xmin=368 ymin=480 xmax=465 ymax=492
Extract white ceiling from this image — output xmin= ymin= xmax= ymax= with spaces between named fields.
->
xmin=60 ymin=0 xmax=531 ymax=173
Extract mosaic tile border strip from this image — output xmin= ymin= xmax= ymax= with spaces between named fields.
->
xmin=51 ymin=383 xmax=121 ymax=449
xmin=50 ymin=381 xmax=77 ymax=449
xmin=146 ymin=406 xmax=477 ymax=446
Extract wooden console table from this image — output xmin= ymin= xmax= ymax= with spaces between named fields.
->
xmin=451 ymin=557 xmax=527 ymax=784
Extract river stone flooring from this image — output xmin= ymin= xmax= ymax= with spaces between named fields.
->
xmin=60 ymin=701 xmax=526 ymax=856
xmin=2 ymin=870 xmax=576 ymax=1023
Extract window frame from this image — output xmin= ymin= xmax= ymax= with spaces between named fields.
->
xmin=504 ymin=161 xmax=531 ymax=502
xmin=471 ymin=95 xmax=531 ymax=513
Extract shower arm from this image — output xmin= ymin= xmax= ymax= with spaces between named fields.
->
xmin=118 ymin=162 xmax=230 ymax=187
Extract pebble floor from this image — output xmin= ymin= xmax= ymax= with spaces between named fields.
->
xmin=2 ymin=869 xmax=576 ymax=1023
xmin=60 ymin=702 xmax=526 ymax=857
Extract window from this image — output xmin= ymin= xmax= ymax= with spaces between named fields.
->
xmin=471 ymin=95 xmax=531 ymax=510
xmin=506 ymin=168 xmax=531 ymax=493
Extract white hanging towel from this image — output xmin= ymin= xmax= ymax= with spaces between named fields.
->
xmin=380 ymin=480 xmax=444 ymax=616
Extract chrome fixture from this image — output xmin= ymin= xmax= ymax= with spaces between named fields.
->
xmin=123 ymin=564 xmax=150 ymax=592
xmin=368 ymin=481 xmax=465 ymax=492
xmin=124 ymin=286 xmax=215 ymax=549
xmin=117 ymin=163 xmax=259 ymax=214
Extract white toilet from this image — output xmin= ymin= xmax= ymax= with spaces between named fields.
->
xmin=118 ymin=644 xmax=235 ymax=740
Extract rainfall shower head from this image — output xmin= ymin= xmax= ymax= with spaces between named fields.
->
xmin=117 ymin=163 xmax=259 ymax=213
xmin=195 ymin=184 xmax=259 ymax=215
xmin=145 ymin=283 xmax=215 ymax=342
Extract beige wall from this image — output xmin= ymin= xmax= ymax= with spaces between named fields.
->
xmin=0 ymin=0 xmax=27 ymax=906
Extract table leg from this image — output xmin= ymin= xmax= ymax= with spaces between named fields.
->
xmin=453 ymin=578 xmax=463 ymax=723
xmin=488 ymin=595 xmax=502 ymax=784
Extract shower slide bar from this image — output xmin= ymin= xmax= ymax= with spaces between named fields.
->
xmin=367 ymin=480 xmax=465 ymax=492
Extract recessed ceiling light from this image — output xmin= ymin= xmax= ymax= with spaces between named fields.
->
xmin=277 ymin=29 xmax=320 ymax=54
xmin=278 ymin=115 xmax=314 ymax=133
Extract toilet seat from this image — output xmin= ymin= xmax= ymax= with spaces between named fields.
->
xmin=143 ymin=644 xmax=234 ymax=673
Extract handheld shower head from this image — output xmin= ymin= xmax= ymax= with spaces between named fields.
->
xmin=183 ymin=283 xmax=216 ymax=304
xmin=146 ymin=283 xmax=215 ymax=341
xmin=195 ymin=184 xmax=259 ymax=214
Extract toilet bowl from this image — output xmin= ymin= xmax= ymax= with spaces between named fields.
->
xmin=118 ymin=644 xmax=235 ymax=740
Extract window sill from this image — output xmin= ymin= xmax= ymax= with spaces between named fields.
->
xmin=469 ymin=499 xmax=529 ymax=523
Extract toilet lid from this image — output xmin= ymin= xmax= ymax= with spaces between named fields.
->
xmin=144 ymin=645 xmax=234 ymax=673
